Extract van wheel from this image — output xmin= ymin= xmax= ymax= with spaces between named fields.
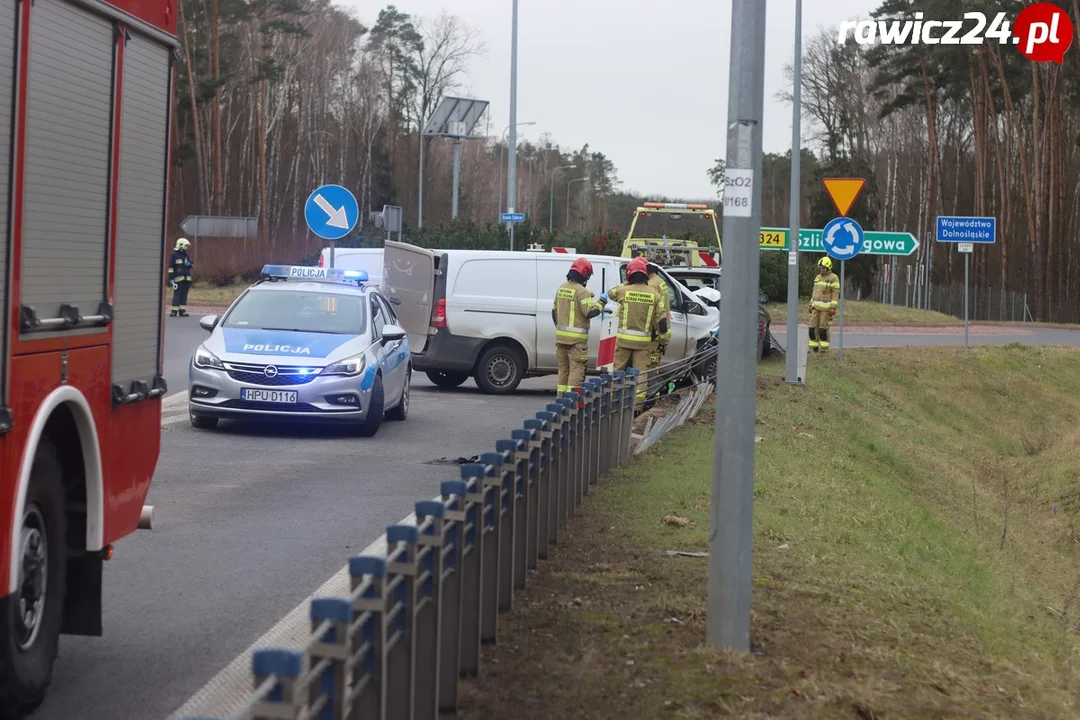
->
xmin=756 ymin=329 xmax=766 ymax=361
xmin=475 ymin=345 xmax=525 ymax=394
xmin=0 ymin=438 xmax=66 ymax=719
xmin=761 ymin=327 xmax=773 ymax=357
xmin=426 ymin=370 xmax=469 ymax=389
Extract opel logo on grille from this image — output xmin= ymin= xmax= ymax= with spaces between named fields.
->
xmin=264 ymin=365 xmax=279 ymax=378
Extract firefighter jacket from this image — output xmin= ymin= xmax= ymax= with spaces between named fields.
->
xmin=552 ymin=280 xmax=603 ymax=344
xmin=608 ymin=281 xmax=665 ymax=350
xmin=811 ymin=271 xmax=840 ymax=311
xmin=647 ymin=273 xmax=671 ymax=343
xmin=168 ymin=249 xmax=193 ymax=284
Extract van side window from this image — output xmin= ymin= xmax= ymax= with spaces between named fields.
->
xmin=617 ymin=264 xmax=678 ymax=311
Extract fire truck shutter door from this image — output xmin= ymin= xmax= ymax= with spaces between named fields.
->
xmin=112 ymin=31 xmax=171 ymax=388
xmin=0 ymin=0 xmax=14 ymax=400
xmin=20 ymin=0 xmax=112 ymax=337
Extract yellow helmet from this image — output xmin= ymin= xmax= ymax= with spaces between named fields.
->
xmin=175 ymin=237 xmax=191 ymax=250
xmin=817 ymin=256 xmax=832 ymax=270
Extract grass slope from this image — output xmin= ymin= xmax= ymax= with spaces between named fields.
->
xmin=187 ymin=280 xmax=248 ymax=307
xmin=460 ymin=346 xmax=1080 ymax=719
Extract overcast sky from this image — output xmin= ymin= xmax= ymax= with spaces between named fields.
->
xmin=337 ymin=0 xmax=879 ymax=200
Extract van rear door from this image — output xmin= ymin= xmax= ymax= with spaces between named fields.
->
xmin=382 ymin=240 xmax=436 ymax=353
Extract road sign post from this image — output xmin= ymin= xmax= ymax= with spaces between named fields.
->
xmin=821 ymin=178 xmax=866 ymax=361
xmin=935 ymin=216 xmax=995 ymax=351
xmin=305 ymin=185 xmax=359 ymax=269
xmin=708 ymin=0 xmax=766 ymax=654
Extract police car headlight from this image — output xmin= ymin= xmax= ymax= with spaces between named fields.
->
xmin=321 ymin=354 xmax=366 ymax=377
xmin=193 ymin=345 xmax=224 ymax=370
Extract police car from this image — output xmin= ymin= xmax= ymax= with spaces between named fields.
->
xmin=188 ymin=264 xmax=411 ymax=436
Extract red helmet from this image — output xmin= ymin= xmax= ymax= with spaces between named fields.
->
xmin=569 ymin=257 xmax=594 ymax=278
xmin=627 ymin=256 xmax=649 ymax=279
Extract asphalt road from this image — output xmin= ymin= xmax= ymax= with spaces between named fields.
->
xmin=32 ymin=313 xmax=560 ymax=720
xmin=30 ymin=314 xmax=1080 ymax=720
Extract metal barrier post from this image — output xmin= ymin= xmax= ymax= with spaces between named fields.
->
xmin=518 ymin=424 xmax=544 ymax=571
xmin=481 ymin=449 xmax=515 ymax=609
xmin=413 ymin=500 xmax=446 ymax=720
xmin=567 ymin=390 xmax=584 ymax=514
xmin=461 ymin=462 xmax=500 ymax=644
xmin=555 ymin=397 xmax=575 ymax=530
xmin=453 ymin=474 xmax=483 ymax=677
xmin=577 ymin=384 xmax=593 ymax=501
xmin=385 ymin=524 xmax=419 ymax=720
xmin=436 ymin=481 xmax=465 ymax=709
xmin=511 ymin=428 xmax=539 ymax=575
xmin=621 ymin=369 xmax=639 ymax=462
xmin=309 ymin=598 xmax=350 ymax=720
xmin=250 ymin=649 xmax=304 ymax=720
xmin=544 ymin=403 xmax=569 ymax=549
xmin=533 ymin=411 xmax=558 ymax=559
xmin=600 ymin=374 xmax=618 ymax=475
xmin=586 ymin=378 xmax=604 ymax=486
xmin=347 ymin=556 xmax=386 ymax=718
xmin=612 ymin=371 xmax=628 ymax=464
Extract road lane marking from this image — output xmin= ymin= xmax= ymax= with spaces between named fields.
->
xmin=166 ymin=501 xmax=432 ymax=719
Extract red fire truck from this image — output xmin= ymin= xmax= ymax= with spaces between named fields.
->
xmin=0 ymin=0 xmax=175 ymax=714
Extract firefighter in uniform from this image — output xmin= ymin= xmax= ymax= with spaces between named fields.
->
xmin=552 ymin=257 xmax=605 ymax=394
xmin=607 ymin=257 xmax=666 ymax=407
xmin=168 ymin=237 xmax=194 ymax=316
xmin=646 ymin=261 xmax=671 ymax=395
xmin=809 ymin=256 xmax=840 ymax=351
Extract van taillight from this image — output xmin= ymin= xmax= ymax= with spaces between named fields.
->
xmin=318 ymin=254 xmax=325 ymax=267
xmin=432 ymin=298 xmax=447 ymax=328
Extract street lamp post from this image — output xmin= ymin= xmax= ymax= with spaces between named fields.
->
xmin=549 ymin=164 xmax=576 ymax=232
xmin=567 ymin=176 xmax=589 ymax=228
xmin=498 ymin=121 xmax=536 ymax=216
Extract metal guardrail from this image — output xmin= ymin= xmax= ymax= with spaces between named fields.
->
xmin=181 ymin=368 xmax=640 ymax=720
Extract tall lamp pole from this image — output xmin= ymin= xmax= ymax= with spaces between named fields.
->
xmin=498 ymin=121 xmax=536 ymax=216
xmin=549 ymin=164 xmax=576 ymax=232
xmin=785 ymin=0 xmax=803 ymax=385
xmin=707 ymin=0 xmax=767 ymax=653
xmin=567 ymin=176 xmax=589 ymax=228
xmin=507 ymin=0 xmax=520 ymax=250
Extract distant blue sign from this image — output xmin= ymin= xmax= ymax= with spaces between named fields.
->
xmin=936 ymin=216 xmax=996 ymax=243
xmin=500 ymin=212 xmax=526 ymax=223
xmin=822 ymin=216 xmax=864 ymax=261
xmin=304 ymin=185 xmax=358 ymax=240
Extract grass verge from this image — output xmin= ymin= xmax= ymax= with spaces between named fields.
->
xmin=765 ymin=298 xmax=959 ymax=325
xmin=187 ymin=280 xmax=248 ymax=307
xmin=459 ymin=347 xmax=1080 ymax=719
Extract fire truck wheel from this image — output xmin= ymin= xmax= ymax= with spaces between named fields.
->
xmin=0 ymin=437 xmax=66 ymax=719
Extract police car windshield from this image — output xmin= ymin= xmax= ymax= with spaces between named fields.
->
xmin=222 ymin=289 xmax=367 ymax=335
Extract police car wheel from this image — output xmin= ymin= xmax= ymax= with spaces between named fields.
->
xmin=474 ymin=345 xmax=524 ymax=395
xmin=190 ymin=413 xmax=218 ymax=430
xmin=356 ymin=374 xmax=384 ymax=437
xmin=0 ymin=438 xmax=66 ymax=719
xmin=426 ymin=370 xmax=469 ymax=389
xmin=386 ymin=366 xmax=409 ymax=421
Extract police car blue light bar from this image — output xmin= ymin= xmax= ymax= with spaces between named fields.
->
xmin=260 ymin=265 xmax=368 ymax=283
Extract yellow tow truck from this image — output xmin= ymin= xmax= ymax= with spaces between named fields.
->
xmin=619 ymin=202 xmax=723 ymax=267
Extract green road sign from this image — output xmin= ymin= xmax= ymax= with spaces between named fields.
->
xmin=758 ymin=227 xmax=919 ymax=256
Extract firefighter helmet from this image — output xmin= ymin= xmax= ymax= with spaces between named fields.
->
xmin=175 ymin=237 xmax=191 ymax=250
xmin=817 ymin=256 xmax=832 ymax=270
xmin=627 ymin=256 xmax=649 ymax=280
xmin=569 ymin=257 xmax=594 ymax=279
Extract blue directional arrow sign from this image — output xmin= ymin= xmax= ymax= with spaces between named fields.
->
xmin=304 ymin=184 xmax=358 ymax=240
xmin=822 ymin=216 xmax=865 ymax=261
xmin=500 ymin=212 xmax=525 ymax=223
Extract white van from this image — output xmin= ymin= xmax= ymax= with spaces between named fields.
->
xmin=318 ymin=247 xmax=384 ymax=287
xmin=381 ymin=240 xmax=720 ymax=394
